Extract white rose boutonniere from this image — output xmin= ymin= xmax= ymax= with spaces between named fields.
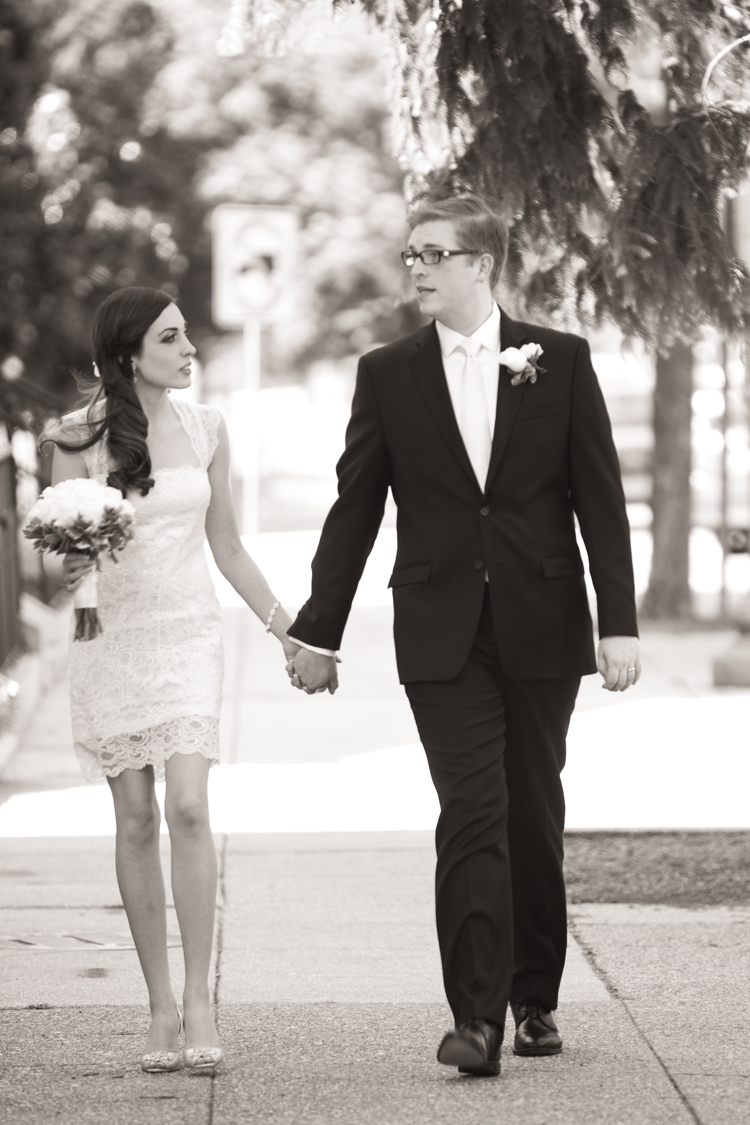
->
xmin=499 ymin=342 xmax=546 ymax=386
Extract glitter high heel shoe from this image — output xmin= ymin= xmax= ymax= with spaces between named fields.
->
xmin=140 ymin=1008 xmax=184 ymax=1073
xmin=182 ymin=1045 xmax=224 ymax=1076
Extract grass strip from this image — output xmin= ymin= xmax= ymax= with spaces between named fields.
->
xmin=564 ymin=831 xmax=750 ymax=906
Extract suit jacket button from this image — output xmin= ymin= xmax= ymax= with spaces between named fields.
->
xmin=480 ymin=506 xmax=490 ymax=516
xmin=474 ymin=559 xmax=484 ymax=569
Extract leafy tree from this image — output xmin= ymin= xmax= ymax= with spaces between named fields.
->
xmin=0 ymin=0 xmax=220 ymax=422
xmin=0 ymin=0 xmax=64 ymax=432
xmin=222 ymin=0 xmax=750 ymax=619
xmin=148 ymin=0 xmax=418 ymax=360
xmin=1 ymin=0 xmax=413 ymax=444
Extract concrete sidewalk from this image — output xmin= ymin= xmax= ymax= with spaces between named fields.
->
xmin=1 ymin=831 xmax=748 ymax=1125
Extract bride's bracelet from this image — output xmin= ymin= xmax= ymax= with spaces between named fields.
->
xmin=265 ymin=600 xmax=280 ymax=633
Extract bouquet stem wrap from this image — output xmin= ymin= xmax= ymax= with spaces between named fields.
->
xmin=72 ymin=563 xmax=103 ymax=641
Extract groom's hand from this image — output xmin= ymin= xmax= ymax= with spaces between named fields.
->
xmin=597 ymin=636 xmax=641 ymax=692
xmin=289 ymin=648 xmax=339 ymax=695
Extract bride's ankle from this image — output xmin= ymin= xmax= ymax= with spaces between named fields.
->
xmin=182 ymin=990 xmax=211 ymax=1010
xmin=148 ymin=1000 xmax=179 ymax=1021
xmin=182 ymin=1000 xmax=219 ymax=1046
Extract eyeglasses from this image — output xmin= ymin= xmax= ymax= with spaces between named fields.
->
xmin=401 ymin=249 xmax=476 ymax=268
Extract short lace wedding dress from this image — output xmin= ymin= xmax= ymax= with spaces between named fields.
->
xmin=64 ymin=395 xmax=224 ymax=782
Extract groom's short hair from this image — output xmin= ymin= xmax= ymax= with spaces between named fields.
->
xmin=408 ymin=194 xmax=509 ymax=289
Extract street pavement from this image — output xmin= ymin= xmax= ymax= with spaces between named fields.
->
xmin=1 ymin=531 xmax=750 ymax=1123
xmin=1 ymin=831 xmax=749 ymax=1124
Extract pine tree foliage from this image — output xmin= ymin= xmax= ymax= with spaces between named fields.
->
xmin=596 ymin=99 xmax=750 ymax=345
xmin=224 ymin=0 xmax=750 ymax=351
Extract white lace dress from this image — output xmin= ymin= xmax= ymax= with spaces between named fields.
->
xmin=66 ymin=396 xmax=224 ymax=782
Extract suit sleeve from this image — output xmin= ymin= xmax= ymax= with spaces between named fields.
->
xmin=289 ymin=356 xmax=391 ymax=649
xmin=569 ymin=339 xmax=639 ymax=639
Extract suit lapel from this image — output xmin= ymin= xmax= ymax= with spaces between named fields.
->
xmin=409 ymin=323 xmax=480 ymax=488
xmin=485 ymin=310 xmax=529 ymax=492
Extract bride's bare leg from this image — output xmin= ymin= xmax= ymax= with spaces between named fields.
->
xmin=107 ymin=767 xmax=180 ymax=1052
xmin=164 ymin=752 xmax=219 ymax=1048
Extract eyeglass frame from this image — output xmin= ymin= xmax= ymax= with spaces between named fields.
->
xmin=401 ymin=248 xmax=478 ymax=268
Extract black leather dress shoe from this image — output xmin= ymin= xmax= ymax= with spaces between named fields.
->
xmin=511 ymin=1001 xmax=562 ymax=1056
xmin=437 ymin=1018 xmax=502 ymax=1076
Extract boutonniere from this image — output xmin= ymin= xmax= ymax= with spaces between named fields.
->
xmin=499 ymin=343 xmax=546 ymax=386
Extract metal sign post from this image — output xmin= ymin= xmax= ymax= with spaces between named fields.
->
xmin=240 ymin=318 xmax=262 ymax=534
xmin=211 ymin=204 xmax=298 ymax=535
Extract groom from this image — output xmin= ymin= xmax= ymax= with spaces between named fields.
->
xmin=287 ymin=194 xmax=640 ymax=1076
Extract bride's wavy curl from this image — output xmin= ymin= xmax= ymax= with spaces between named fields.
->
xmin=48 ymin=287 xmax=173 ymax=497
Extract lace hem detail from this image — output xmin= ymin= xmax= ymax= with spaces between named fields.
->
xmin=75 ymin=715 xmax=220 ymax=783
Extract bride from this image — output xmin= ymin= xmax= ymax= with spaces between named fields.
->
xmin=44 ymin=286 xmax=302 ymax=1074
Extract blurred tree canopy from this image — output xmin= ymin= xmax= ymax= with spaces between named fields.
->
xmin=0 ymin=0 xmax=413 ymax=430
xmin=223 ymin=0 xmax=750 ymax=621
xmin=1 ymin=0 xmax=208 ymax=421
xmin=5 ymin=0 xmax=750 ymax=619
xmin=225 ymin=0 xmax=750 ymax=349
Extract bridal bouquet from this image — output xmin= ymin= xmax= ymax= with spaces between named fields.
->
xmin=23 ymin=478 xmax=135 ymax=641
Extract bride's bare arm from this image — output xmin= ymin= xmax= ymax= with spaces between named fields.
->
xmin=205 ymin=416 xmax=297 ymax=657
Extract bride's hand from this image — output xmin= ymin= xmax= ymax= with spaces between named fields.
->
xmin=289 ymin=648 xmax=339 ymax=695
xmin=62 ymin=552 xmax=95 ymax=592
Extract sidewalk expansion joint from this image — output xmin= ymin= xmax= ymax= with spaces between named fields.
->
xmin=568 ymin=918 xmax=704 ymax=1125
xmin=0 ymin=931 xmax=181 ymax=951
xmin=207 ymin=831 xmax=228 ymax=1125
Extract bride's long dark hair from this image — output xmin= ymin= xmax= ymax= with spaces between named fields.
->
xmin=48 ymin=286 xmax=173 ymax=497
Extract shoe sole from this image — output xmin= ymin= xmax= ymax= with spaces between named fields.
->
xmin=457 ymin=1062 xmax=501 ymax=1076
xmin=184 ymin=1057 xmax=221 ymax=1076
xmin=513 ymin=1045 xmax=562 ymax=1057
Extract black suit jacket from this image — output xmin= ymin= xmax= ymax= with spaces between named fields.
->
xmin=290 ymin=311 xmax=638 ymax=682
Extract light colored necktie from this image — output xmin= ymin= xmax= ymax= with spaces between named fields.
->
xmin=458 ymin=338 xmax=492 ymax=489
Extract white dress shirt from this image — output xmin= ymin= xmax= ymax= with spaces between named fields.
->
xmin=289 ymin=303 xmax=502 ymax=659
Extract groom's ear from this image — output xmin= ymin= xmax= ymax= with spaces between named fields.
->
xmin=476 ymin=252 xmax=494 ymax=283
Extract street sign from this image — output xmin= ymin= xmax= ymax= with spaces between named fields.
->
xmin=211 ymin=205 xmax=298 ymax=534
xmin=726 ymin=528 xmax=750 ymax=554
xmin=211 ymin=204 xmax=298 ymax=329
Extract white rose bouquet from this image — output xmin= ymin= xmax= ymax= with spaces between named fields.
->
xmin=23 ymin=478 xmax=135 ymax=641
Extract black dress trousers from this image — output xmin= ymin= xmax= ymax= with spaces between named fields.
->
xmin=405 ymin=587 xmax=580 ymax=1029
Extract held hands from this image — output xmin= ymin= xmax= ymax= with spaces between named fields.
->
xmin=285 ymin=646 xmax=339 ymax=695
xmin=597 ymin=636 xmax=641 ymax=692
xmin=276 ymin=620 xmax=338 ymax=696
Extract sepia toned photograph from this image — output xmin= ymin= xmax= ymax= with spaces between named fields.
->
xmin=1 ymin=2 xmax=749 ymax=1122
